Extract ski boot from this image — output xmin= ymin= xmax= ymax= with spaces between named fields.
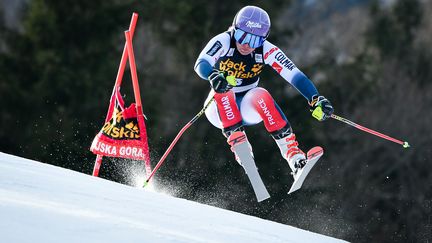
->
xmin=274 ymin=132 xmax=306 ymax=175
xmin=226 ymin=129 xmax=254 ymax=165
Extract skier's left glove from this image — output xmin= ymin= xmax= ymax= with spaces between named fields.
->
xmin=309 ymin=95 xmax=334 ymax=121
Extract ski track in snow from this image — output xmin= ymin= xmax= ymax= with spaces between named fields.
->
xmin=0 ymin=152 xmax=348 ymax=243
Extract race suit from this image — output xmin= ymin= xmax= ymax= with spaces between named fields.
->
xmin=194 ymin=31 xmax=319 ymax=135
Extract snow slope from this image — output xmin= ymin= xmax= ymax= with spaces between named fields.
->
xmin=0 ymin=152 xmax=348 ymax=243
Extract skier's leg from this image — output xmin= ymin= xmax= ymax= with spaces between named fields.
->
xmin=241 ymin=87 xmax=306 ymax=172
xmin=213 ymin=91 xmax=243 ymax=136
xmin=272 ymin=125 xmax=306 ymax=173
xmin=241 ymin=87 xmax=287 ymax=132
xmin=204 ymin=91 xmax=243 ymax=134
xmin=206 ymin=91 xmax=252 ymax=163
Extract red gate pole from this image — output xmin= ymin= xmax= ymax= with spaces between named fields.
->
xmin=92 ymin=154 xmax=103 ymax=176
xmin=92 ymin=13 xmax=139 ymax=177
xmin=124 ymin=30 xmax=152 ymax=177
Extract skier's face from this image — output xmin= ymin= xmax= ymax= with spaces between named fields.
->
xmin=236 ymin=42 xmax=255 ymax=55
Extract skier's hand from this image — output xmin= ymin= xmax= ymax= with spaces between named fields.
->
xmin=309 ymin=95 xmax=334 ymax=121
xmin=208 ymin=69 xmax=236 ymax=93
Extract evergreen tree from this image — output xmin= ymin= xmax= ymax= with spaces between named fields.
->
xmin=0 ymin=0 xmax=134 ymax=172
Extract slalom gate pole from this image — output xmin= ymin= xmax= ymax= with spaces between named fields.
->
xmin=330 ymin=114 xmax=410 ymax=148
xmin=124 ymin=30 xmax=152 ymax=177
xmin=143 ymin=95 xmax=215 ymax=187
xmin=112 ymin=13 xmax=138 ymax=93
xmin=92 ymin=154 xmax=103 ymax=176
xmin=92 ymin=13 xmax=138 ymax=177
xmin=106 ymin=13 xmax=139 ymax=122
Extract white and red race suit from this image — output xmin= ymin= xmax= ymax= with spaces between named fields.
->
xmin=194 ymin=31 xmax=319 ymax=134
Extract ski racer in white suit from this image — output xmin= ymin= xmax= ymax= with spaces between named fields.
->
xmin=194 ymin=6 xmax=334 ymax=174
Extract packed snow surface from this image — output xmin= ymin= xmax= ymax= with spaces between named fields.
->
xmin=0 ymin=152 xmax=348 ymax=243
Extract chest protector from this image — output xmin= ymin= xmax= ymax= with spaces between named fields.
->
xmin=215 ymin=31 xmax=265 ymax=87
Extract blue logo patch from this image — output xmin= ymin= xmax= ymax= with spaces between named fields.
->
xmin=206 ymin=41 xmax=223 ymax=56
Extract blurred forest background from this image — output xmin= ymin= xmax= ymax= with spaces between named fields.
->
xmin=0 ymin=0 xmax=431 ymax=242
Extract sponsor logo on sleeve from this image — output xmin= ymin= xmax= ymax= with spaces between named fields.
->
xmin=206 ymin=41 xmax=223 ymax=56
xmin=274 ymin=52 xmax=296 ymax=71
xmin=264 ymin=47 xmax=279 ymax=60
xmin=271 ymin=62 xmax=283 ymax=74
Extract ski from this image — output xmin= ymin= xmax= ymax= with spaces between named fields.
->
xmin=288 ymin=146 xmax=324 ymax=194
xmin=229 ymin=133 xmax=270 ymax=202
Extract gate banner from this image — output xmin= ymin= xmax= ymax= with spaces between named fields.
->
xmin=89 ymin=13 xmax=151 ymax=177
xmin=90 ymin=89 xmax=149 ymax=161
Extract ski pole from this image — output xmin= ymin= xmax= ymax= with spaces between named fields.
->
xmin=143 ymin=76 xmax=237 ymax=187
xmin=330 ymin=114 xmax=410 ymax=149
xmin=143 ymin=95 xmax=214 ymax=187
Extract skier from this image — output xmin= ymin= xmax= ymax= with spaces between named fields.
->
xmin=194 ymin=5 xmax=334 ymax=175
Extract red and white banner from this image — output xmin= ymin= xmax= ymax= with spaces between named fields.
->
xmin=90 ymin=13 xmax=151 ymax=177
xmin=90 ymin=95 xmax=149 ymax=161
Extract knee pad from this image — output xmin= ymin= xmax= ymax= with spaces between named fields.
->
xmin=244 ymin=87 xmax=288 ymax=133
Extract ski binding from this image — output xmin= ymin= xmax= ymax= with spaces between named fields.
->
xmin=288 ymin=146 xmax=324 ymax=194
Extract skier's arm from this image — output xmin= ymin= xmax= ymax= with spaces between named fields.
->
xmin=290 ymin=72 xmax=319 ymax=102
xmin=194 ymin=33 xmax=235 ymax=93
xmin=263 ymin=41 xmax=333 ymax=120
xmin=194 ymin=33 xmax=230 ymax=80
xmin=194 ymin=59 xmax=214 ymax=80
xmin=263 ymin=41 xmax=318 ymax=102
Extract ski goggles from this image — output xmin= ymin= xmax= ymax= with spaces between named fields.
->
xmin=233 ymin=28 xmax=265 ymax=48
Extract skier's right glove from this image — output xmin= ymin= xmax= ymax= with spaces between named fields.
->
xmin=309 ymin=95 xmax=334 ymax=121
xmin=208 ymin=69 xmax=235 ymax=93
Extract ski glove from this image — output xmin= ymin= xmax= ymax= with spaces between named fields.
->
xmin=309 ymin=95 xmax=334 ymax=121
xmin=208 ymin=69 xmax=235 ymax=93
